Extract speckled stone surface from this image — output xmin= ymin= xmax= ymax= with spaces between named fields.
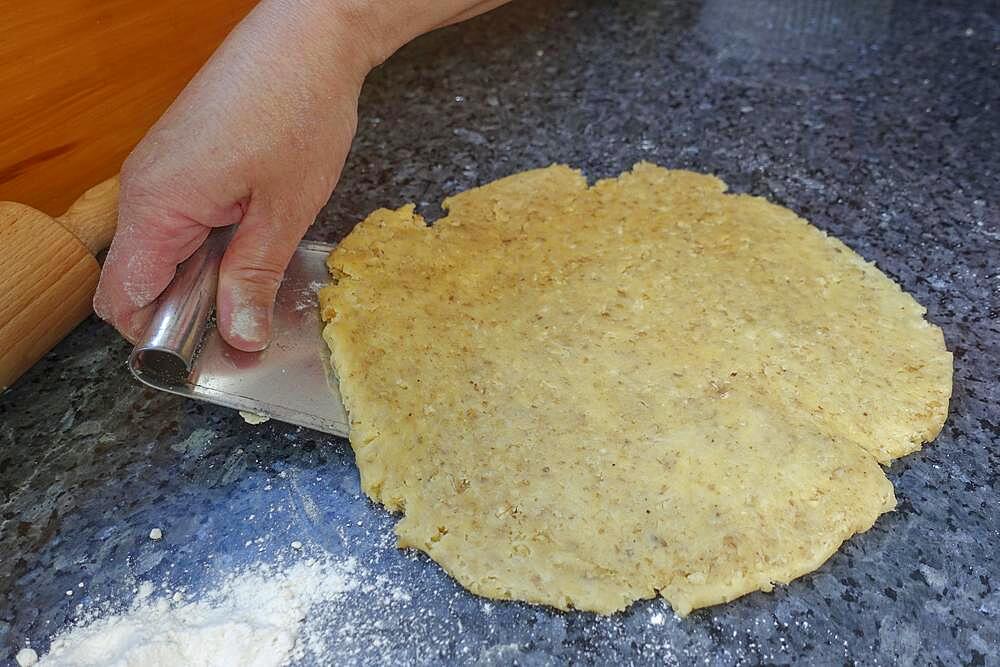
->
xmin=2 ymin=0 xmax=998 ymax=664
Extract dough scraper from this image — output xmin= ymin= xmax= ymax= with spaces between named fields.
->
xmin=128 ymin=228 xmax=349 ymax=436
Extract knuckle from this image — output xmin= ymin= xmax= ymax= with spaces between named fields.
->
xmin=118 ymin=156 xmax=159 ymax=201
xmin=119 ymin=158 xmax=189 ymax=222
xmin=118 ymin=176 xmax=168 ymax=217
xmin=225 ymin=263 xmax=285 ymax=293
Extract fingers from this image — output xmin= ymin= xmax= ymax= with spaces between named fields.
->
xmin=94 ymin=209 xmax=210 ymax=342
xmin=93 ymin=176 xmax=246 ymax=343
xmin=216 ymin=196 xmax=316 ymax=351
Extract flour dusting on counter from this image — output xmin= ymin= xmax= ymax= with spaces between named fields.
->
xmin=38 ymin=558 xmax=358 ymax=667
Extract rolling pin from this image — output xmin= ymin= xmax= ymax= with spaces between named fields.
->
xmin=0 ymin=177 xmax=119 ymax=390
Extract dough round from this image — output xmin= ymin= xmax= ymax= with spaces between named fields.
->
xmin=319 ymin=163 xmax=951 ymax=615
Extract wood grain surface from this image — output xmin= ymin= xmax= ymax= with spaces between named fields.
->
xmin=0 ymin=203 xmax=99 ymax=390
xmin=0 ymin=0 xmax=256 ymax=215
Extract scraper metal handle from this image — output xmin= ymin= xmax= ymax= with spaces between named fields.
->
xmin=128 ymin=227 xmax=232 ymax=386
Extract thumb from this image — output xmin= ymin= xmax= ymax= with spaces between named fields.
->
xmin=216 ymin=196 xmax=316 ymax=351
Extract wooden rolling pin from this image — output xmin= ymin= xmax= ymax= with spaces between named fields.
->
xmin=0 ymin=178 xmax=119 ymax=390
xmin=0 ymin=0 xmax=258 ymax=391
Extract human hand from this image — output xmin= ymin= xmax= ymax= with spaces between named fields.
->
xmin=94 ymin=0 xmax=372 ymax=351
xmin=95 ymin=0 xmax=509 ymax=351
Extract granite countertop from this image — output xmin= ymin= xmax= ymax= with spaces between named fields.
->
xmin=2 ymin=0 xmax=998 ymax=664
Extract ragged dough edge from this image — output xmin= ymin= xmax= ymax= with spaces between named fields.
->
xmin=319 ymin=162 xmax=952 ymax=616
xmin=392 ymin=435 xmax=897 ymax=617
xmin=659 ymin=470 xmax=896 ymax=616
xmin=318 ymin=205 xmax=425 ymax=501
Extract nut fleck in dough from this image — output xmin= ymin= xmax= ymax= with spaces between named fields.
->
xmin=318 ymin=163 xmax=951 ymax=616
xmin=238 ymin=410 xmax=271 ymax=425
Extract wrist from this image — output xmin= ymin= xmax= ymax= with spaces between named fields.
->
xmin=311 ymin=0 xmax=506 ymax=70
xmin=244 ymin=0 xmax=385 ymax=87
xmin=246 ymin=0 xmax=506 ymax=80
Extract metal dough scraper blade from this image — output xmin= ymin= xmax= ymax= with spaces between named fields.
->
xmin=128 ymin=228 xmax=349 ymax=436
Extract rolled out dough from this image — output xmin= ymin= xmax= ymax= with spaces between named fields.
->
xmin=318 ymin=163 xmax=951 ymax=615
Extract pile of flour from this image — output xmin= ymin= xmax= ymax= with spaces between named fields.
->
xmin=34 ymin=557 xmax=358 ymax=667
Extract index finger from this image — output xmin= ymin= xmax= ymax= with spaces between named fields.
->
xmin=93 ymin=203 xmax=211 ymax=342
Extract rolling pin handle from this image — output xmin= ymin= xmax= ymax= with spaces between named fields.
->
xmin=56 ymin=176 xmax=121 ymax=255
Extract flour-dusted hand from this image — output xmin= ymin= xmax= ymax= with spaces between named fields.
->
xmin=94 ymin=0 xmax=509 ymax=351
xmin=94 ymin=0 xmax=369 ymax=351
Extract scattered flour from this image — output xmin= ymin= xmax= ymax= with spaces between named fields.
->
xmin=15 ymin=648 xmax=38 ymax=666
xmin=122 ymin=249 xmax=163 ymax=307
xmin=228 ymin=288 xmax=265 ymax=343
xmin=38 ymin=558 xmax=357 ymax=667
xmin=293 ymin=281 xmax=326 ymax=312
